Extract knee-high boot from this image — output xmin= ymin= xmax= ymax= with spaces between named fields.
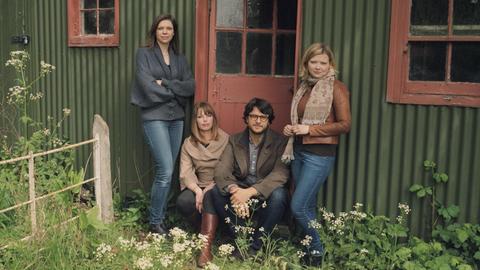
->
xmin=197 ymin=213 xmax=218 ymax=267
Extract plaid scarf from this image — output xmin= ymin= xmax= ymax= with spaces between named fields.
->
xmin=281 ymin=68 xmax=335 ymax=164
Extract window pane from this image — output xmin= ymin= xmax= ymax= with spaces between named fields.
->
xmin=99 ymin=0 xmax=114 ymax=8
xmin=216 ymin=32 xmax=242 ymax=74
xmin=82 ymin=11 xmax=97 ymax=34
xmin=278 ymin=0 xmax=297 ymax=30
xmin=82 ymin=0 xmax=97 ymax=9
xmin=410 ymin=0 xmax=448 ymax=35
xmin=451 ymin=42 xmax=480 ymax=83
xmin=99 ymin=10 xmax=114 ymax=34
xmin=246 ymin=33 xmax=272 ymax=75
xmin=216 ymin=0 xmax=243 ymax=28
xmin=247 ymin=0 xmax=273 ymax=29
xmin=453 ymin=0 xmax=480 ymax=35
xmin=275 ymin=34 xmax=295 ymax=75
xmin=409 ymin=42 xmax=446 ymax=81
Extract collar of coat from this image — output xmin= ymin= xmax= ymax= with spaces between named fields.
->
xmin=236 ymin=127 xmax=274 ymax=150
xmin=151 ymin=44 xmax=179 ymax=80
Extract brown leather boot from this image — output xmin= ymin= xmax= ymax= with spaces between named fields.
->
xmin=197 ymin=213 xmax=218 ymax=268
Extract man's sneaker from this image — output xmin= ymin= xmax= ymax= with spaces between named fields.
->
xmin=149 ymin=223 xmax=167 ymax=235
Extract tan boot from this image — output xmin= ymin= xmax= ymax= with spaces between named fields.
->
xmin=197 ymin=213 xmax=218 ymax=267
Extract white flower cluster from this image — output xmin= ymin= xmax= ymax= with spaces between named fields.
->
xmin=134 ymin=257 xmax=153 ymax=270
xmin=29 ymin=91 xmax=43 ymax=101
xmin=159 ymin=255 xmax=173 ymax=268
xmin=94 ymin=243 xmax=115 ymax=261
xmin=5 ymin=51 xmax=29 ymax=71
xmin=218 ymin=243 xmax=235 ymax=257
xmin=308 ymin=220 xmax=322 ymax=229
xmin=297 ymin=250 xmax=306 ymax=258
xmin=300 ymin=235 xmax=312 ymax=247
xmin=169 ymin=227 xmax=188 ymax=239
xmin=205 ymin=262 xmax=220 ymax=270
xmin=117 ymin=236 xmax=136 ymax=250
xmin=40 ymin=60 xmax=56 ymax=75
xmin=62 ymin=108 xmax=71 ymax=116
xmin=398 ymin=203 xmax=411 ymax=215
xmin=7 ymin=86 xmax=26 ymax=104
xmin=234 ymin=225 xmax=255 ymax=235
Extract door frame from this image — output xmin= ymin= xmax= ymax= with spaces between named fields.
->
xmin=194 ymin=0 xmax=303 ymax=102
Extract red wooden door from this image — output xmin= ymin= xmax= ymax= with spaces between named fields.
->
xmin=207 ymin=0 xmax=299 ymax=134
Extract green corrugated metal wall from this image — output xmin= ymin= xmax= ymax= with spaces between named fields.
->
xmin=1 ymin=0 xmax=196 ymax=196
xmin=1 ymin=0 xmax=479 ymax=236
xmin=301 ymin=0 xmax=479 ymax=235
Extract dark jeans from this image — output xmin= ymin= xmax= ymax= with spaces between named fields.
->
xmin=176 ymin=188 xmax=216 ymax=219
xmin=211 ymin=185 xmax=288 ymax=250
xmin=143 ymin=120 xmax=184 ymax=225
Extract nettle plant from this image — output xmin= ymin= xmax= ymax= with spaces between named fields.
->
xmin=1 ymin=50 xmax=84 ymax=232
xmin=410 ymin=160 xmax=480 ymax=267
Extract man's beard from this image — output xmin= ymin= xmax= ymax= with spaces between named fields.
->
xmin=249 ymin=125 xmax=268 ymax=135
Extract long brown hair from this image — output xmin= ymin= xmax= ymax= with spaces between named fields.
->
xmin=299 ymin=43 xmax=336 ymax=81
xmin=190 ymin=102 xmax=219 ymax=145
xmin=145 ymin=14 xmax=179 ymax=54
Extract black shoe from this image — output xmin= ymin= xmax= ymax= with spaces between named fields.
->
xmin=149 ymin=223 xmax=167 ymax=235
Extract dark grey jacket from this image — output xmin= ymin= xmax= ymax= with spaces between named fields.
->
xmin=214 ymin=128 xmax=289 ymax=199
xmin=130 ymin=45 xmax=195 ymax=121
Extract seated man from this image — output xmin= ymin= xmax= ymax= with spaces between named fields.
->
xmin=211 ymin=97 xmax=289 ymax=255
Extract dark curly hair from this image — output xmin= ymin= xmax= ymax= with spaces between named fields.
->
xmin=243 ymin=97 xmax=275 ymax=124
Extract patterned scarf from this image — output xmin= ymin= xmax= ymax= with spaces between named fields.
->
xmin=281 ymin=68 xmax=335 ymax=164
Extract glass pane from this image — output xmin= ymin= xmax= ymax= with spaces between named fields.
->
xmin=83 ymin=11 xmax=97 ymax=34
xmin=99 ymin=10 xmax=114 ymax=34
xmin=275 ymin=34 xmax=295 ymax=75
xmin=410 ymin=0 xmax=448 ymax=35
xmin=247 ymin=0 xmax=273 ymax=29
xmin=451 ymin=42 xmax=480 ymax=83
xmin=82 ymin=0 xmax=97 ymax=9
xmin=246 ymin=33 xmax=272 ymax=75
xmin=453 ymin=0 xmax=480 ymax=35
xmin=409 ymin=42 xmax=446 ymax=81
xmin=216 ymin=32 xmax=242 ymax=74
xmin=278 ymin=0 xmax=297 ymax=30
xmin=99 ymin=0 xmax=114 ymax=8
xmin=216 ymin=0 xmax=243 ymax=28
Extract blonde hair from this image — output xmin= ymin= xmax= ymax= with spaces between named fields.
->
xmin=190 ymin=102 xmax=219 ymax=144
xmin=299 ymin=43 xmax=337 ymax=81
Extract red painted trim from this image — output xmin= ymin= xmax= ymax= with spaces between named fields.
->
xmin=294 ymin=0 xmax=303 ymax=90
xmin=194 ymin=0 xmax=210 ymax=102
xmin=67 ymin=0 xmax=120 ymax=47
xmin=386 ymin=0 xmax=480 ymax=107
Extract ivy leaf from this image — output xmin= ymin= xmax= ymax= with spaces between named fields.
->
xmin=446 ymin=205 xmax=460 ymax=218
xmin=417 ymin=189 xmax=426 ymax=198
xmin=474 ymin=251 xmax=480 ymax=260
xmin=439 ymin=173 xmax=449 ymax=183
xmin=409 ymin=184 xmax=423 ymax=192
xmin=457 ymin=265 xmax=473 ymax=270
xmin=423 ymin=160 xmax=436 ymax=170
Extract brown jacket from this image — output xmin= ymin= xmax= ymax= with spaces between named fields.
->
xmin=214 ymin=128 xmax=289 ymax=199
xmin=301 ymin=80 xmax=351 ymax=144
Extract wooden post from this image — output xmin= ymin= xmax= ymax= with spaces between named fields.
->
xmin=92 ymin=115 xmax=113 ymax=223
xmin=28 ymin=151 xmax=37 ymax=235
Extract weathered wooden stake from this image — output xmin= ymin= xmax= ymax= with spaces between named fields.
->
xmin=92 ymin=115 xmax=113 ymax=223
xmin=28 ymin=151 xmax=37 ymax=235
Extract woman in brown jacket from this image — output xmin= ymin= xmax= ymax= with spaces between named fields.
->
xmin=176 ymin=101 xmax=228 ymax=267
xmin=282 ymin=43 xmax=351 ymax=266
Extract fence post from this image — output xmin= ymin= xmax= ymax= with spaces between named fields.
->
xmin=28 ymin=151 xmax=37 ymax=235
xmin=92 ymin=115 xmax=113 ymax=223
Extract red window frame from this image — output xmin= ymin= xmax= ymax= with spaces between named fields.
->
xmin=387 ymin=0 xmax=480 ymax=107
xmin=67 ymin=0 xmax=120 ymax=47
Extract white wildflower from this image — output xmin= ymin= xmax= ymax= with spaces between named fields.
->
xmin=262 ymin=201 xmax=267 ymax=208
xmin=160 ymin=255 xmax=173 ymax=268
xmin=309 ymin=220 xmax=322 ymax=229
xmin=258 ymin=227 xmax=265 ymax=232
xmin=297 ymin=250 xmax=306 ymax=258
xmin=300 ymin=235 xmax=312 ymax=247
xmin=225 ymin=217 xmax=231 ymax=224
xmin=40 ymin=60 xmax=56 ymax=75
xmin=62 ymin=108 xmax=71 ymax=116
xmin=135 ymin=257 xmax=153 ymax=270
xmin=94 ymin=243 xmax=115 ymax=261
xmin=360 ymin=248 xmax=369 ymax=255
xmin=218 ymin=244 xmax=235 ymax=257
xmin=205 ymin=262 xmax=220 ymax=270
xmin=173 ymin=242 xmax=186 ymax=253
xmin=398 ymin=203 xmax=411 ymax=215
xmin=169 ymin=227 xmax=187 ymax=239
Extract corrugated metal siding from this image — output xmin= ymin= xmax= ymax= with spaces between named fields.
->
xmin=15 ymin=0 xmax=196 ymax=196
xmin=302 ymin=0 xmax=480 ymax=235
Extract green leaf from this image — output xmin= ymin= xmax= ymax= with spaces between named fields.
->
xmin=20 ymin=115 xmax=32 ymax=124
xmin=439 ymin=173 xmax=449 ymax=183
xmin=409 ymin=184 xmax=423 ymax=192
xmin=424 ymin=160 xmax=436 ymax=170
xmin=86 ymin=206 xmax=108 ymax=230
xmin=455 ymin=229 xmax=469 ymax=243
xmin=425 ymin=187 xmax=433 ymax=195
xmin=474 ymin=251 xmax=480 ymax=260
xmin=417 ymin=189 xmax=426 ymax=198
xmin=446 ymin=205 xmax=460 ymax=218
xmin=457 ymin=265 xmax=473 ymax=270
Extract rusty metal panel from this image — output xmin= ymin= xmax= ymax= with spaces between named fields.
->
xmin=301 ymin=0 xmax=480 ymax=234
xmin=2 ymin=0 xmax=197 ymax=197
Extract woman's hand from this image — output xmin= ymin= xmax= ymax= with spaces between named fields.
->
xmin=156 ymin=80 xmax=162 ymax=86
xmin=283 ymin=124 xmax=295 ymax=136
xmin=194 ymin=189 xmax=204 ymax=213
xmin=292 ymin=124 xmax=310 ymax=135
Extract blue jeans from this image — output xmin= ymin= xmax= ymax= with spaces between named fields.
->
xmin=290 ymin=149 xmax=335 ymax=254
xmin=211 ymin=185 xmax=288 ymax=250
xmin=143 ymin=120 xmax=184 ymax=225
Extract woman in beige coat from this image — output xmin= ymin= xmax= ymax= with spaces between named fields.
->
xmin=176 ymin=101 xmax=228 ymax=267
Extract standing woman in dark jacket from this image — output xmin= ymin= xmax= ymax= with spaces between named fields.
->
xmin=131 ymin=14 xmax=195 ymax=234
xmin=282 ymin=43 xmax=351 ymax=266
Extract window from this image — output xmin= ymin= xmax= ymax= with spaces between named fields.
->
xmin=67 ymin=0 xmax=119 ymax=47
xmin=215 ymin=0 xmax=297 ymax=76
xmin=387 ymin=0 xmax=480 ymax=107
